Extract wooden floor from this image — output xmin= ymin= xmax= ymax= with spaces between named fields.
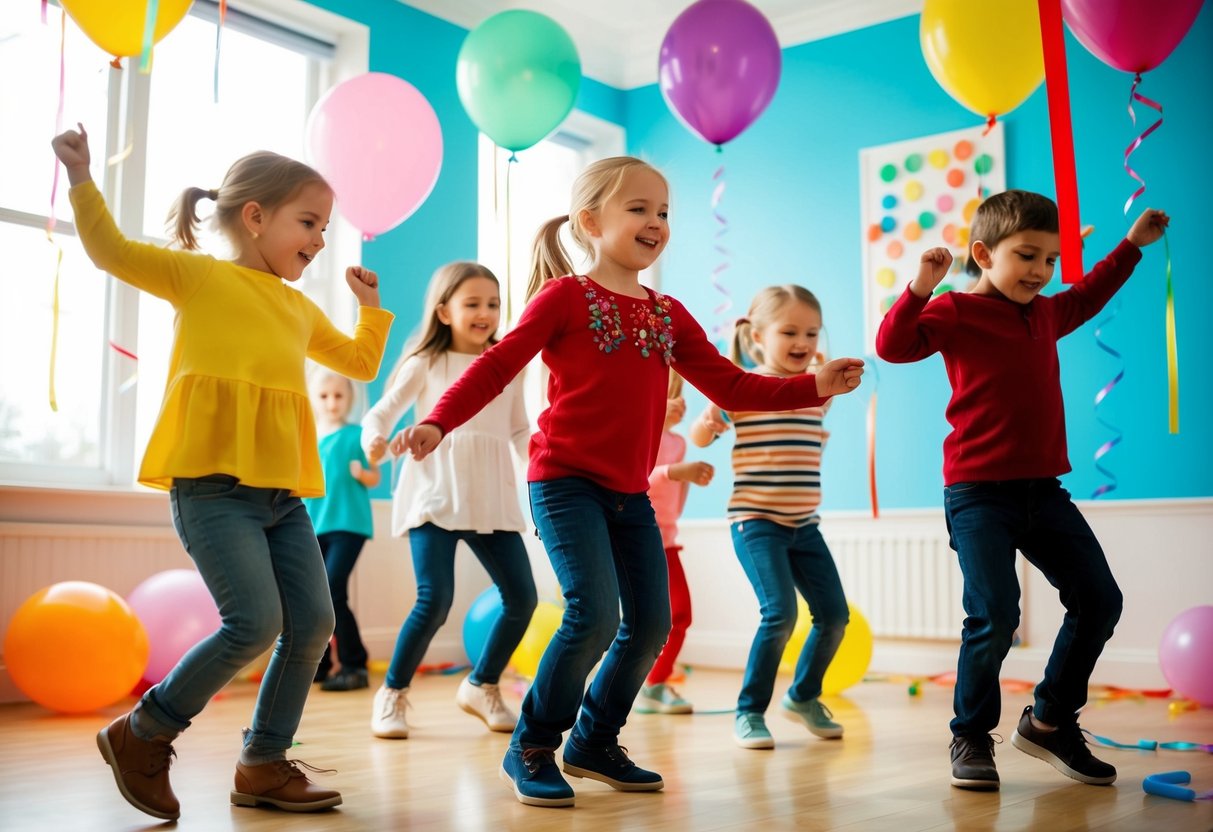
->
xmin=1 ymin=668 xmax=1211 ymax=831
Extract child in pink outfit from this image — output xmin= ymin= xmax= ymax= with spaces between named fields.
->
xmin=638 ymin=373 xmax=714 ymax=714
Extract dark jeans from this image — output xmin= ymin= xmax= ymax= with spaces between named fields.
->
xmin=515 ymin=477 xmax=671 ymax=750
xmin=944 ymin=478 xmax=1123 ymax=736
xmin=135 ymin=475 xmax=333 ymax=759
xmin=316 ymin=531 xmax=369 ymax=674
xmin=386 ymin=523 xmax=536 ymax=689
xmin=731 ymin=519 xmax=848 ymax=713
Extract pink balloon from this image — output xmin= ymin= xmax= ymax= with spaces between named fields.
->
xmin=1159 ymin=605 xmax=1213 ymax=706
xmin=127 ymin=569 xmax=221 ymax=686
xmin=307 ymin=72 xmax=443 ymax=239
xmin=1062 ymin=0 xmax=1203 ymax=74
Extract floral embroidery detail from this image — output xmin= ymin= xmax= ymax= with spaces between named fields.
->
xmin=576 ymin=276 xmax=675 ymax=364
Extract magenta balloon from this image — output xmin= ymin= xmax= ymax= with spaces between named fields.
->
xmin=1159 ymin=605 xmax=1213 ymax=706
xmin=658 ymin=0 xmax=782 ymax=146
xmin=306 ymin=72 xmax=443 ymax=238
xmin=1062 ymin=0 xmax=1204 ymax=74
xmin=127 ymin=569 xmax=221 ymax=685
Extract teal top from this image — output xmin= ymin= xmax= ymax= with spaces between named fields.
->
xmin=304 ymin=424 xmax=374 ymax=538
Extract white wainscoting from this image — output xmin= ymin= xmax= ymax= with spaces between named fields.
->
xmin=1 ymin=486 xmax=1209 ymax=704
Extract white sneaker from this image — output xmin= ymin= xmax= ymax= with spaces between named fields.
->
xmin=371 ymin=685 xmax=410 ymax=739
xmin=455 ymin=677 xmax=516 ymax=733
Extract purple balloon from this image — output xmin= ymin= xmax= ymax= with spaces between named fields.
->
xmin=658 ymin=0 xmax=782 ymax=146
xmin=1062 ymin=0 xmax=1203 ymax=75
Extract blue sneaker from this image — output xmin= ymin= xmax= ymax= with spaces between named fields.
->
xmin=561 ymin=738 xmax=664 ymax=791
xmin=499 ymin=746 xmax=575 ymax=807
xmin=781 ymin=694 xmax=844 ymax=739
xmin=734 ymin=711 xmax=774 ymax=749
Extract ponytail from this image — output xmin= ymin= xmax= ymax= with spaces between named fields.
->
xmin=730 ymin=317 xmax=755 ymax=367
xmin=167 ymin=187 xmax=217 ymax=250
xmin=527 ymin=215 xmax=575 ymax=300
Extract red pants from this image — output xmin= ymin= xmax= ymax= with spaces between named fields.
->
xmin=647 ymin=545 xmax=691 ymax=685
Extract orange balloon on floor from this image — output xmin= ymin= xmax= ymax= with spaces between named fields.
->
xmin=4 ymin=581 xmax=149 ymax=713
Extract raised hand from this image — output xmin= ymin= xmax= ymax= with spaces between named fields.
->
xmin=1126 ymin=208 xmax=1170 ymax=248
xmin=911 ymin=246 xmax=954 ymax=298
xmin=814 ymin=357 xmax=865 ymax=397
xmin=50 ymin=123 xmax=92 ymax=186
xmin=346 ymin=266 xmax=381 ymax=308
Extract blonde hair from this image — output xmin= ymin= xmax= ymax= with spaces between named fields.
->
xmin=668 ymin=370 xmax=684 ymax=400
xmin=731 ymin=285 xmax=823 ymax=367
xmin=307 ymin=366 xmax=359 ymax=422
xmin=384 ymin=261 xmax=501 ymax=388
xmin=526 ymin=156 xmax=668 ymax=300
xmin=167 ymin=151 xmax=330 ymax=251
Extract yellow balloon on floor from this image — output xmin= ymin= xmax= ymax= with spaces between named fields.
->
xmin=509 ymin=601 xmax=563 ymax=679
xmin=920 ymin=0 xmax=1044 ymax=119
xmin=4 ymin=581 xmax=149 ymax=713
xmin=779 ymin=600 xmax=873 ymax=695
xmin=60 ymin=0 xmax=194 ymax=59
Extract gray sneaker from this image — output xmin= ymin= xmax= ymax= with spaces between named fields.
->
xmin=781 ymin=694 xmax=843 ymax=739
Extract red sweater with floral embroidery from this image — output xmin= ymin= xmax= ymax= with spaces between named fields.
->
xmin=423 ymin=275 xmax=831 ymax=493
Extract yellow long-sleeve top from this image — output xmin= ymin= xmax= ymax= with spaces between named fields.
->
xmin=69 ymin=181 xmax=394 ymax=497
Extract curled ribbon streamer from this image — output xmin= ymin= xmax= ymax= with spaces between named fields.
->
xmin=1091 ymin=299 xmax=1123 ymax=499
xmin=1163 ymin=232 xmax=1179 ymax=434
xmin=1037 ymin=0 xmax=1084 ymax=283
xmin=46 ymin=9 xmax=67 ymax=413
xmin=1088 ymin=731 xmax=1213 ymax=755
xmin=867 ymin=390 xmax=879 ymax=520
xmin=709 ymin=165 xmax=732 ymax=337
xmin=139 ymin=0 xmax=160 ymax=73
xmin=213 ymin=0 xmax=227 ymax=102
xmin=1124 ymin=73 xmax=1163 ymax=216
xmin=504 ymin=150 xmax=516 ymax=326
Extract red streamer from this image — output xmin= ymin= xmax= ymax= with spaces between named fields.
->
xmin=1037 ymin=0 xmax=1084 ymax=284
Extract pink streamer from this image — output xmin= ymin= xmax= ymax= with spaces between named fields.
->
xmin=1091 ymin=300 xmax=1123 ymax=499
xmin=1123 ymin=73 xmax=1163 ymax=216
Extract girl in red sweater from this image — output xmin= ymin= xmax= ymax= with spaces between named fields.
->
xmin=401 ymin=157 xmax=864 ymax=808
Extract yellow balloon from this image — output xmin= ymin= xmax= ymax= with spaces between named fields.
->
xmin=920 ymin=0 xmax=1044 ymax=118
xmin=779 ymin=600 xmax=873 ymax=695
xmin=509 ymin=601 xmax=563 ymax=678
xmin=61 ymin=0 xmax=194 ymax=59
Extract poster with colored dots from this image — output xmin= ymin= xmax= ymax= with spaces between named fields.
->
xmin=859 ymin=123 xmax=1006 ymax=353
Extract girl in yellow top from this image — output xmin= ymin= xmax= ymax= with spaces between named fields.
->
xmin=51 ymin=125 xmax=393 ymax=821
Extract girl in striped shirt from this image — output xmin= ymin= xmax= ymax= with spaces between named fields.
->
xmin=690 ymin=285 xmax=850 ymax=750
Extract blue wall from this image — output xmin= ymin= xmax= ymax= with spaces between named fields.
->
xmin=309 ymin=1 xmax=1210 ymax=511
xmin=625 ymin=9 xmax=1213 ymax=516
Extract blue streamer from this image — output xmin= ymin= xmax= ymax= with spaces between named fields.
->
xmin=1091 ymin=299 xmax=1123 ymax=499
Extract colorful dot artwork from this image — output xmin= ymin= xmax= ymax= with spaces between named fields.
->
xmin=859 ymin=123 xmax=1006 ymax=352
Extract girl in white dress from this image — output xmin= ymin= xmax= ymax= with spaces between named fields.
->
xmin=361 ymin=262 xmax=537 ymax=738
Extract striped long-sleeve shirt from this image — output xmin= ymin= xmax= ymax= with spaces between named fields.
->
xmin=726 ymin=406 xmax=828 ymax=528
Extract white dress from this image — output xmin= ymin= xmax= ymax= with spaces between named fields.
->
xmin=361 ymin=351 xmax=530 ymax=536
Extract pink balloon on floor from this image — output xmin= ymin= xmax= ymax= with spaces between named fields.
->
xmin=127 ymin=569 xmax=221 ymax=686
xmin=1159 ymin=605 xmax=1213 ymax=706
xmin=306 ymin=72 xmax=443 ymax=240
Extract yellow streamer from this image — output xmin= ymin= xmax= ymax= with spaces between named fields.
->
xmin=1164 ymin=231 xmax=1178 ymax=434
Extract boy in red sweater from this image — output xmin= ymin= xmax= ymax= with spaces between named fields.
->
xmin=876 ymin=190 xmax=1168 ymax=791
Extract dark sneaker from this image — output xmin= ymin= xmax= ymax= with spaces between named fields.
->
xmin=950 ymin=734 xmax=1000 ymax=790
xmin=500 ymin=746 xmax=575 ymax=807
xmin=96 ymin=712 xmax=181 ymax=820
xmin=562 ymin=739 xmax=664 ymax=791
xmin=1011 ymin=706 xmax=1116 ymax=785
xmin=320 ymin=668 xmax=368 ymax=691
xmin=231 ymin=759 xmax=342 ymax=811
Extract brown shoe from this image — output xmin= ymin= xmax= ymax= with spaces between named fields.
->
xmin=96 ymin=712 xmax=181 ymax=820
xmin=231 ymin=759 xmax=342 ymax=811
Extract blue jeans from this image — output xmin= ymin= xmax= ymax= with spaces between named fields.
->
xmin=731 ymin=519 xmax=849 ymax=713
xmin=317 ymin=531 xmax=369 ymax=674
xmin=386 ymin=524 xmax=536 ymax=689
xmin=944 ymin=478 xmax=1123 ymax=736
xmin=134 ymin=475 xmax=334 ymax=759
xmin=515 ymin=477 xmax=671 ymax=750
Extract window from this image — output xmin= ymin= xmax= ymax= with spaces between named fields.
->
xmin=0 ymin=1 xmax=367 ymax=487
xmin=476 ymin=111 xmax=627 ymax=423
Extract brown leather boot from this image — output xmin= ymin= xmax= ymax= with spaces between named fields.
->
xmin=231 ymin=759 xmax=342 ymax=811
xmin=96 ymin=712 xmax=180 ymax=820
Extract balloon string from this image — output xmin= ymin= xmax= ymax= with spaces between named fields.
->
xmin=709 ymin=165 xmax=732 ymax=337
xmin=46 ymin=8 xmax=67 ymax=413
xmin=867 ymin=388 xmax=879 ymax=519
xmin=139 ymin=0 xmax=160 ymax=73
xmin=1124 ymin=73 xmax=1163 ymax=216
xmin=505 ymin=151 xmax=515 ymax=326
xmin=1091 ymin=299 xmax=1123 ymax=499
xmin=1163 ymin=231 xmax=1179 ymax=434
xmin=982 ymin=114 xmax=996 ymax=137
xmin=212 ymin=0 xmax=227 ymax=102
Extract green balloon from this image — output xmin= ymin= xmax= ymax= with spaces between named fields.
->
xmin=456 ymin=11 xmax=581 ymax=153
